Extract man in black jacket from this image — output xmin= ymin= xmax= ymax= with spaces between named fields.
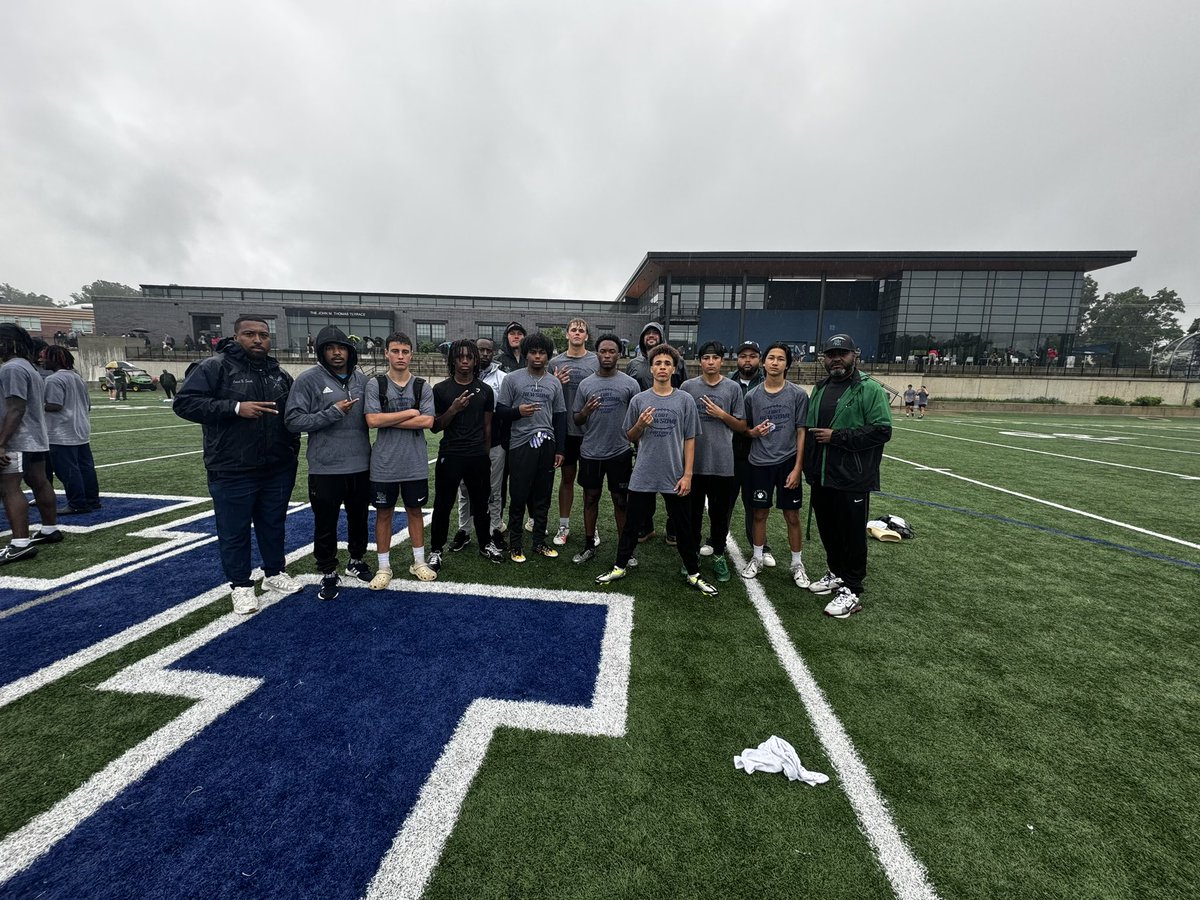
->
xmin=495 ymin=321 xmax=526 ymax=374
xmin=174 ymin=316 xmax=303 ymax=615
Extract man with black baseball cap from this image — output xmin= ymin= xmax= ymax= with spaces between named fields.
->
xmin=802 ymin=333 xmax=892 ymax=619
xmin=496 ymin=322 xmax=526 ymax=374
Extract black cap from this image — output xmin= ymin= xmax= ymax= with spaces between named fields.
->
xmin=505 ymin=321 xmax=526 ymax=336
xmin=735 ymin=340 xmax=761 ymax=355
xmin=698 ymin=340 xmax=725 ymax=357
xmin=821 ymin=333 xmax=858 ymax=352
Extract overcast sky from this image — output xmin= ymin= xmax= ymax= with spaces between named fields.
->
xmin=2 ymin=1 xmax=1197 ymax=325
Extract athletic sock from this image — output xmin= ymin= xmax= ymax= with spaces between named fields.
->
xmin=753 ymin=544 xmax=764 ymax=561
xmin=413 ymin=546 xmax=425 ymax=565
xmin=791 ymin=551 xmax=803 ymax=567
xmin=40 ymin=524 xmax=59 ymax=535
xmin=11 ymin=538 xmax=31 ymax=548
xmin=559 ymin=517 xmax=570 ymax=528
xmin=377 ymin=551 xmax=390 ymax=570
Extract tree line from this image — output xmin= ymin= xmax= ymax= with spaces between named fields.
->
xmin=0 ymin=280 xmax=140 ymax=307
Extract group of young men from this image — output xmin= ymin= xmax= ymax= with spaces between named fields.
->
xmin=176 ymin=314 xmax=892 ymax=620
xmin=902 ymin=384 xmax=931 ymax=418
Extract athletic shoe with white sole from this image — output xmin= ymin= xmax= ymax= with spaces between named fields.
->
xmin=29 ymin=529 xmax=65 ymax=545
xmin=741 ymin=556 xmax=763 ymax=579
xmin=510 ymin=549 xmax=527 ymax=564
xmin=712 ymin=555 xmax=731 ymax=582
xmin=627 ymin=556 xmax=638 ymax=568
xmin=409 ymin=562 xmax=437 ymax=581
xmin=480 ymin=542 xmax=505 ymax=563
xmin=450 ymin=529 xmax=471 ymax=552
xmin=686 ymin=573 xmax=719 ymax=596
xmin=533 ymin=543 xmax=558 ymax=559
xmin=572 ymin=541 xmax=598 ymax=565
xmin=427 ymin=551 xmax=443 ymax=573
xmin=345 ymin=559 xmax=373 ymax=582
xmin=262 ymin=572 xmax=304 ymax=595
xmin=231 ymin=586 xmax=257 ymax=615
xmin=318 ymin=573 xmax=340 ymax=602
xmin=824 ymin=587 xmax=863 ymax=619
xmin=761 ymin=548 xmax=777 ymax=568
xmin=791 ymin=561 xmax=810 ymax=589
xmin=369 ymin=569 xmax=393 ymax=590
xmin=524 ymin=518 xmax=534 ymax=532
xmin=808 ymin=571 xmax=844 ymax=595
xmin=552 ymin=525 xmax=570 ymax=546
xmin=699 ymin=543 xmax=714 ymax=557
xmin=595 ymin=566 xmax=626 ymax=584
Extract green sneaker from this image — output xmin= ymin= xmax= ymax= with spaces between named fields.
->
xmin=679 ymin=565 xmax=688 ymax=576
xmin=712 ymin=554 xmax=730 ymax=582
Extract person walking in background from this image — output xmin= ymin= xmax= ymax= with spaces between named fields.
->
xmin=0 ymin=324 xmax=62 ymax=563
xmin=159 ymin=369 xmax=178 ymax=401
xmin=916 ymin=385 xmax=930 ymax=418
xmin=285 ymin=325 xmax=374 ymax=602
xmin=903 ymin=384 xmax=916 ymax=417
xmin=173 ymin=316 xmax=304 ymax=614
xmin=803 ymin=334 xmax=892 ymax=619
xmin=43 ymin=346 xmax=100 ymax=516
xmin=110 ymin=365 xmax=127 ymax=401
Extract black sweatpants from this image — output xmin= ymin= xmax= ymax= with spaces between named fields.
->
xmin=507 ymin=441 xmax=556 ymax=550
xmin=690 ymin=474 xmax=736 ymax=555
xmin=809 ymin=484 xmax=870 ymax=595
xmin=432 ymin=453 xmax=492 ymax=552
xmin=308 ymin=470 xmax=371 ymax=574
xmin=730 ymin=454 xmax=755 ymax=546
xmin=616 ymin=490 xmax=699 ymax=575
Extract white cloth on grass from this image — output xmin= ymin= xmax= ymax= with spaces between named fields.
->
xmin=734 ymin=736 xmax=828 ymax=786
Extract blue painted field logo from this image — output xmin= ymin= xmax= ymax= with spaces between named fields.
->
xmin=0 ymin=581 xmax=632 ymax=898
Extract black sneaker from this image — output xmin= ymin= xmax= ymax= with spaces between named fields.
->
xmin=491 ymin=529 xmax=508 ymax=551
xmin=480 ymin=542 xmax=505 ymax=563
xmin=29 ymin=529 xmax=65 ymax=545
xmin=532 ymin=543 xmax=559 ymax=559
xmin=450 ymin=529 xmax=471 ymax=552
xmin=56 ymin=506 xmax=89 ymax=516
xmin=428 ymin=550 xmax=443 ymax=572
xmin=345 ymin=558 xmax=373 ymax=582
xmin=88 ymin=500 xmax=103 ymax=510
xmin=0 ymin=544 xmax=38 ymax=565
xmin=664 ymin=532 xmax=678 ymax=546
xmin=318 ymin=573 xmax=340 ymax=601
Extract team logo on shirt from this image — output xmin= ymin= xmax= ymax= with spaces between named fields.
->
xmin=753 ymin=489 xmax=768 ymax=501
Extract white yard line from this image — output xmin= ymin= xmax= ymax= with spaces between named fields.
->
xmin=934 ymin=419 xmax=1200 ymax=456
xmin=95 ymin=450 xmax=203 ymax=468
xmin=727 ymin=540 xmax=938 ymax=900
xmin=884 ymin=453 xmax=1200 ymax=550
xmin=91 ymin=423 xmax=199 ymax=436
xmin=944 ymin=418 xmax=1200 ymax=443
xmin=894 ymin=427 xmax=1200 ymax=480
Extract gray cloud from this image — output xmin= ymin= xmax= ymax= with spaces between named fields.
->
xmin=2 ymin=0 xmax=1196 ymax=323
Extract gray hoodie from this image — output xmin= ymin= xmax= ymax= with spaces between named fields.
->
xmin=284 ymin=325 xmax=371 ymax=474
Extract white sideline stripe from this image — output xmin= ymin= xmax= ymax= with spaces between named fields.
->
xmin=885 ymin=453 xmax=1200 ymax=550
xmin=96 ymin=450 xmax=203 ymax=468
xmin=0 ymin=493 xmax=207 ymax=542
xmin=91 ymin=423 xmax=199 ymax=436
xmin=0 ymin=577 xmax=633 ymax=900
xmin=945 ymin=418 xmax=1200 ymax=443
xmin=936 ymin=420 xmax=1200 ymax=457
xmin=727 ymin=540 xmax=938 ymax=900
xmin=895 ymin=427 xmax=1200 ymax=480
xmin=0 ymin=504 xmax=314 ymax=708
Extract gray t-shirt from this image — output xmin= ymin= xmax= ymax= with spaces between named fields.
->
xmin=574 ymin=371 xmax=640 ymax=461
xmin=44 ymin=369 xmax=92 ymax=446
xmin=0 ymin=358 xmax=49 ymax=452
xmin=549 ymin=350 xmax=599 ymax=437
xmin=623 ymin=388 xmax=701 ymax=494
xmin=680 ymin=375 xmax=744 ymax=477
xmin=365 ymin=375 xmax=435 ymax=482
xmin=497 ymin=368 xmax=566 ymax=450
xmin=745 ymin=381 xmax=809 ymax=466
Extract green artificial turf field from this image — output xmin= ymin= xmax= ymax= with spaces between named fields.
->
xmin=2 ymin=394 xmax=1197 ymax=898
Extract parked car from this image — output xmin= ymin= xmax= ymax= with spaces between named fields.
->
xmin=99 ymin=360 xmax=158 ymax=392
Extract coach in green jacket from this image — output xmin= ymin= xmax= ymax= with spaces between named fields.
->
xmin=803 ymin=334 xmax=892 ymax=619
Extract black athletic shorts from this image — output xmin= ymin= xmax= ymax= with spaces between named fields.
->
xmin=577 ymin=449 xmax=633 ymax=493
xmin=371 ymin=478 xmax=429 ymax=510
xmin=747 ymin=456 xmax=803 ymax=509
xmin=561 ymin=434 xmax=584 ymax=466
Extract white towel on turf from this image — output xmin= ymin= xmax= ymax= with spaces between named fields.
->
xmin=734 ymin=736 xmax=829 ymax=786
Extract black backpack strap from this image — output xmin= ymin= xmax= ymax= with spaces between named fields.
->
xmin=412 ymin=377 xmax=426 ymax=410
xmin=376 ymin=373 xmax=390 ymax=412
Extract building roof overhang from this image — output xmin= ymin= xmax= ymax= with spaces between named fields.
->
xmin=615 ymin=250 xmax=1137 ymax=301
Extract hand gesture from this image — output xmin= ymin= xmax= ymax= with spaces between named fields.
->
xmin=638 ymin=406 xmax=655 ymax=428
xmin=451 ymin=389 xmax=473 ymax=412
xmin=701 ymin=396 xmax=723 ymax=419
xmin=581 ymin=395 xmax=601 ymax=417
xmin=554 ymin=367 xmax=572 ymax=385
xmin=749 ymin=419 xmax=772 ymax=438
xmin=334 ymin=397 xmax=358 ymax=414
xmin=810 ymin=427 xmax=833 ymax=444
xmin=238 ymin=401 xmax=278 ymax=419
xmin=518 ymin=402 xmax=541 ymax=417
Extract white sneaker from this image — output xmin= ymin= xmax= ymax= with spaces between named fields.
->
xmin=552 ymin=525 xmax=570 ymax=546
xmin=699 ymin=543 xmax=714 ymax=557
xmin=261 ymin=572 xmax=303 ymax=595
xmin=824 ymin=587 xmax=863 ymax=618
xmin=808 ymin=571 xmax=844 ymax=595
xmin=231 ymin=586 xmax=257 ymax=615
xmin=628 ymin=555 xmax=638 ymax=568
xmin=741 ymin=556 xmax=763 ymax=579
xmin=595 ymin=566 xmax=626 ymax=585
xmin=791 ymin=561 xmax=810 ymax=589
xmin=761 ymin=549 xmax=777 ymax=568
xmin=524 ymin=518 xmax=534 ymax=532
xmin=369 ymin=569 xmax=393 ymax=590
